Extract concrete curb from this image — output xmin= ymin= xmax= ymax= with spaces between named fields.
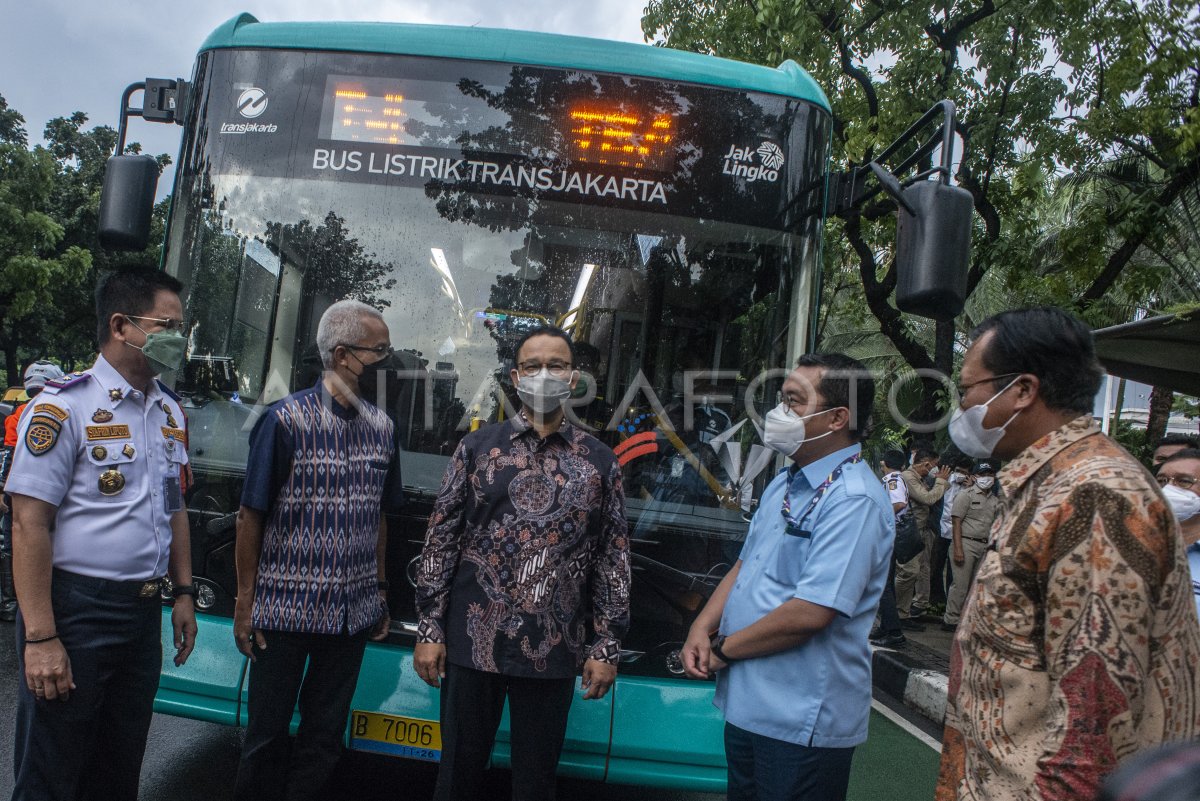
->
xmin=871 ymin=641 xmax=949 ymax=726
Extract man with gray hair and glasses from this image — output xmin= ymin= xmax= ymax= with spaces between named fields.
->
xmin=233 ymin=299 xmax=404 ymax=801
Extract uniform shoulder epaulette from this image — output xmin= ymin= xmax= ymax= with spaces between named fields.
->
xmin=42 ymin=372 xmax=92 ymax=394
xmin=156 ymin=380 xmax=181 ymax=403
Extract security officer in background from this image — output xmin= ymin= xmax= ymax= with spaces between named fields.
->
xmin=5 ymin=268 xmax=198 ymax=801
xmin=1 ymin=361 xmax=66 ymax=622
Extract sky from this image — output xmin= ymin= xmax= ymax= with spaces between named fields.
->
xmin=1 ymin=0 xmax=649 ymax=190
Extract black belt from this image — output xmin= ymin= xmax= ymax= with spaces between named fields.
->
xmin=962 ymin=536 xmax=989 ymax=543
xmin=53 ymin=568 xmax=167 ymax=599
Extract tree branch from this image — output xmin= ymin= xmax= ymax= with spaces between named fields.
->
xmin=845 ymin=213 xmax=935 ymax=371
xmin=1076 ymin=157 xmax=1200 ymax=307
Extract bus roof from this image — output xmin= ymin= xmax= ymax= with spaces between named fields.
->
xmin=199 ymin=13 xmax=831 ymax=111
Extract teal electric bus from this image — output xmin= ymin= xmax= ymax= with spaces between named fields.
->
xmin=99 ymin=12 xmax=968 ymax=792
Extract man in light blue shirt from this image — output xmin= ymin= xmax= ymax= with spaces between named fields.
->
xmin=683 ymin=353 xmax=893 ymax=801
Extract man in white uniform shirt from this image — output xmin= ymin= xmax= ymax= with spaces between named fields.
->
xmin=6 ymin=268 xmax=198 ymax=801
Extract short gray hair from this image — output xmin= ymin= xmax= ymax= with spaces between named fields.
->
xmin=316 ymin=300 xmax=384 ymax=368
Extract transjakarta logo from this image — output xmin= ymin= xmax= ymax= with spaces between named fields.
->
xmin=237 ymin=88 xmax=268 ymax=118
xmin=219 ymin=88 xmax=278 ymax=134
xmin=722 ymin=141 xmax=785 ymax=183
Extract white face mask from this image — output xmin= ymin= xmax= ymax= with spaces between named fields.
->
xmin=974 ymin=476 xmax=995 ymax=490
xmin=762 ymin=403 xmax=835 ymax=457
xmin=516 ymin=369 xmax=572 ymax=415
xmin=948 ymin=376 xmax=1022 ymax=459
xmin=949 ymin=473 xmax=967 ymax=485
xmin=1162 ymin=484 xmax=1200 ymax=521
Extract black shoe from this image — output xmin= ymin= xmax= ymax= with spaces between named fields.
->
xmin=0 ymin=604 xmax=15 ymax=623
xmin=900 ymin=618 xmax=926 ymax=631
xmin=940 ymin=622 xmax=957 ymax=632
xmin=868 ymin=626 xmax=884 ymax=640
xmin=870 ymin=633 xmax=906 ymax=648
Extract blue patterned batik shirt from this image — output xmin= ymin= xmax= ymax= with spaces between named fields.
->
xmin=415 ymin=414 xmax=631 ymax=678
xmin=242 ymin=383 xmax=404 ymax=636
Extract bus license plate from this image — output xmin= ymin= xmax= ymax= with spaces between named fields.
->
xmin=349 ymin=711 xmax=442 ymax=762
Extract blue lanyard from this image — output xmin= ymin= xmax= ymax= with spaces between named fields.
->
xmin=781 ymin=454 xmax=862 ymax=536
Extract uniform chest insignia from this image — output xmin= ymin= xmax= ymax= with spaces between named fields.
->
xmin=92 ymin=408 xmax=114 ymax=423
xmin=109 ymin=388 xmax=124 ymax=402
xmin=122 ymin=443 xmax=136 ymax=459
xmin=91 ymin=445 xmax=108 ymax=461
xmin=159 ymin=400 xmax=179 ymax=428
xmin=98 ymin=468 xmax=126 ymax=496
xmin=86 ymin=424 xmax=132 ymax=440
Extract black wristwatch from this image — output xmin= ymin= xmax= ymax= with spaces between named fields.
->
xmin=172 ymin=584 xmax=198 ymax=600
xmin=710 ymin=634 xmax=737 ymax=663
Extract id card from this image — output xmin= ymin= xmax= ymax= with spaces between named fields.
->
xmin=163 ymin=474 xmax=183 ymax=514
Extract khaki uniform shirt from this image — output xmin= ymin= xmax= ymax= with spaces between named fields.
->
xmin=950 ymin=485 xmax=999 ymax=543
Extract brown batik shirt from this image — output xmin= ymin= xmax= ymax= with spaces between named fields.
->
xmin=415 ymin=414 xmax=631 ymax=678
xmin=937 ymin=416 xmax=1200 ymax=801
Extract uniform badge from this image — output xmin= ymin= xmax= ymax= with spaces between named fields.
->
xmin=162 ymin=402 xmax=179 ymax=428
xmin=91 ymin=445 xmax=108 ymax=461
xmin=98 ymin=468 xmax=126 ymax=496
xmin=109 ymin=388 xmax=123 ymax=402
xmin=33 ymin=403 xmax=69 ymax=422
xmin=92 ymin=408 xmax=114 ymax=423
xmin=887 ymin=479 xmax=898 ymax=490
xmin=25 ymin=421 xmax=60 ymax=456
xmin=122 ymin=444 xmax=136 ymax=459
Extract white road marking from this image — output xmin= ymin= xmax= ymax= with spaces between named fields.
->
xmin=871 ymin=698 xmax=942 ymax=752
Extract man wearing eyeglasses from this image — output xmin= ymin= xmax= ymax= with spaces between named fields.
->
xmin=936 ymin=308 xmax=1200 ymax=801
xmin=1155 ymin=448 xmax=1200 ymax=620
xmin=232 ymin=299 xmax=403 ymax=801
xmin=5 ymin=268 xmax=197 ymax=801
xmin=415 ymin=325 xmax=630 ymax=801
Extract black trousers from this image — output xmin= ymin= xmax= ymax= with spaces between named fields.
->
xmin=725 ymin=722 xmax=855 ymax=801
xmin=233 ymin=628 xmax=369 ymax=801
xmin=929 ymin=536 xmax=952 ymax=605
xmin=875 ymin=554 xmax=903 ymax=636
xmin=12 ymin=570 xmax=162 ymax=801
xmin=433 ymin=662 xmax=575 ymax=801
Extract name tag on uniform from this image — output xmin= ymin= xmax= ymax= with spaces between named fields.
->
xmin=86 ymin=424 xmax=131 ymax=440
xmin=164 ymin=474 xmax=183 ymax=514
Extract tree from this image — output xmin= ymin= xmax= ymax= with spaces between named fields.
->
xmin=0 ymin=95 xmax=91 ymax=383
xmin=0 ymin=96 xmax=170 ymax=382
xmin=643 ymin=0 xmax=1200 ymax=439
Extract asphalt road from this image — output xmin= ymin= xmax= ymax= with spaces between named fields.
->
xmin=0 ymin=618 xmax=940 ymax=800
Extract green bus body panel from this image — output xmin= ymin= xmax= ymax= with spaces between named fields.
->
xmin=199 ymin=13 xmax=829 ymax=110
xmin=607 ymin=676 xmax=728 ymax=791
xmin=153 ymin=613 xmax=730 ymax=789
xmin=155 ymin=611 xmax=246 ymax=725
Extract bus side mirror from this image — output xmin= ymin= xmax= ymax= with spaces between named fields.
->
xmin=98 ymin=155 xmax=159 ymax=250
xmin=894 ymin=182 xmax=973 ymax=321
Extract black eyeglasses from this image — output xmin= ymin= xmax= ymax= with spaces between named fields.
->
xmin=517 ymin=361 xmax=572 ymax=378
xmin=338 ymin=344 xmax=394 ymax=358
xmin=954 ymin=372 xmax=1020 ymax=399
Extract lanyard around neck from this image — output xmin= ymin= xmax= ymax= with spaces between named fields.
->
xmin=781 ymin=453 xmax=862 ymax=536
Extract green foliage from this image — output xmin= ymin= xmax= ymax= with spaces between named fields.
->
xmin=643 ymin=0 xmax=1200 ymax=443
xmin=0 ymin=93 xmax=169 ymax=384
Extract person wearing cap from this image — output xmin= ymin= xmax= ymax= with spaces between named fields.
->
xmin=0 ymin=361 xmax=66 ymax=623
xmin=941 ymin=463 xmax=999 ymax=631
xmin=5 ymin=268 xmax=197 ymax=801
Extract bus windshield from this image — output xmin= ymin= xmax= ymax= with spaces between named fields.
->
xmin=166 ymin=47 xmax=830 ymax=667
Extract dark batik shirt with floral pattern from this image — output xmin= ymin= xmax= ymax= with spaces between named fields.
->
xmin=415 ymin=414 xmax=630 ymax=678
